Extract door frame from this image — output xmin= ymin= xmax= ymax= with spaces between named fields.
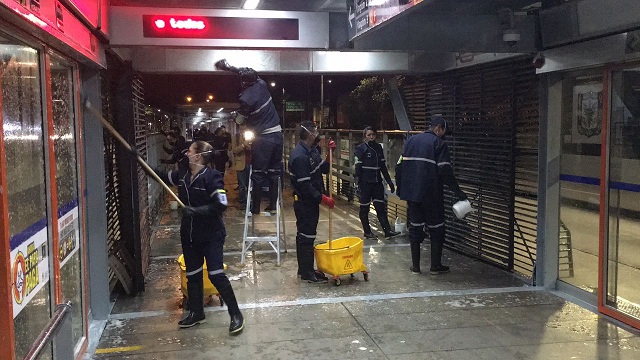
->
xmin=597 ymin=62 xmax=640 ymax=329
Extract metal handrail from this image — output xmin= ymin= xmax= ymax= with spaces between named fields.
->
xmin=24 ymin=301 xmax=72 ymax=360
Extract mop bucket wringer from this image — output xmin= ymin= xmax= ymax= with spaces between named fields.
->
xmin=177 ymin=254 xmax=227 ymax=308
xmin=315 ymin=237 xmax=369 ymax=286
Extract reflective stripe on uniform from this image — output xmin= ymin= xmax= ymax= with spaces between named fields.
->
xmin=396 ymin=155 xmax=403 ymax=165
xmin=186 ymin=266 xmax=203 ymax=276
xmin=208 ymin=269 xmax=224 ymax=276
xmin=360 ymin=202 xmax=371 ymax=206
xmin=310 ymin=160 xmax=325 ymax=174
xmin=410 ymin=222 xmax=426 ymax=227
xmin=297 ymin=177 xmax=311 ymax=182
xmin=427 ymin=222 xmax=445 ymax=229
xmin=250 ymin=96 xmax=272 ymax=115
xmin=437 ymin=162 xmax=451 ymax=167
xmin=402 ymin=157 xmax=436 ymax=164
xmin=210 ymin=189 xmax=226 ymax=198
xmin=167 ymin=170 xmax=176 ymax=186
xmin=373 ymin=199 xmax=385 ymax=204
xmin=262 ymin=124 xmax=282 ymax=135
xmin=299 ymin=233 xmax=316 ymax=239
xmin=362 ymin=166 xmax=380 ymax=170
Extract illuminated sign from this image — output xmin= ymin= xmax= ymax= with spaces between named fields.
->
xmin=142 ymin=15 xmax=299 ymax=40
xmin=153 ymin=17 xmax=207 ymax=31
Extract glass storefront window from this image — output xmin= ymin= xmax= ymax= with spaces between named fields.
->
xmin=50 ymin=55 xmax=84 ymax=348
xmin=558 ymin=73 xmax=603 ymax=295
xmin=605 ymin=67 xmax=640 ymax=321
xmin=1 ymin=39 xmax=52 ymax=359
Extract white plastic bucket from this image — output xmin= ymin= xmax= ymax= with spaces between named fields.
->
xmin=394 ymin=217 xmax=406 ymax=234
xmin=452 ymin=200 xmax=473 ymax=219
xmin=170 ymin=201 xmax=178 ymax=210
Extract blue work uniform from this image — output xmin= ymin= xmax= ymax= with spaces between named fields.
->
xmin=237 ymin=78 xmax=283 ymax=213
xmin=288 ymin=141 xmax=329 ymax=245
xmin=395 ymin=130 xmax=465 ymax=269
xmin=157 ymin=166 xmax=239 ymax=315
xmin=354 ymin=141 xmax=394 ymax=235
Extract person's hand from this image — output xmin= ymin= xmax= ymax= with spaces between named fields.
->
xmin=321 ymin=195 xmax=335 ymax=209
xmin=389 ymin=182 xmax=395 ymax=194
xmin=327 ymin=138 xmax=336 ymax=150
xmin=180 ymin=206 xmax=196 ymax=217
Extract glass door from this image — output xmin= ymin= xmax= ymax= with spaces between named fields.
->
xmin=1 ymin=37 xmax=53 ymax=359
xmin=50 ymin=54 xmax=85 ymax=352
xmin=600 ymin=66 xmax=640 ymax=327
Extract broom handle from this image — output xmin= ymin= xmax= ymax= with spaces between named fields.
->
xmin=328 ymin=142 xmax=333 ymax=249
xmin=84 ymin=101 xmax=185 ymax=208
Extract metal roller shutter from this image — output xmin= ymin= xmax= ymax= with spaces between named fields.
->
xmin=401 ymin=57 xmax=539 ymax=277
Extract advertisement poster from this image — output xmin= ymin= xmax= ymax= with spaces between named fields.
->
xmin=572 ymin=83 xmax=603 ymax=144
xmin=59 ymin=206 xmax=79 ymax=268
xmin=11 ymin=227 xmax=50 ymax=318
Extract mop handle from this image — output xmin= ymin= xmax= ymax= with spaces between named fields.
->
xmin=84 ymin=100 xmax=186 ymax=208
xmin=328 ymin=142 xmax=333 ymax=249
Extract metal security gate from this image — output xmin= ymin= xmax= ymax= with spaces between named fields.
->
xmin=401 ymin=57 xmax=539 ymax=277
xmin=101 ymin=53 xmax=152 ymax=294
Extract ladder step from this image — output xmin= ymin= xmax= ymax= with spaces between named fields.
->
xmin=245 ymin=236 xmax=279 ymax=242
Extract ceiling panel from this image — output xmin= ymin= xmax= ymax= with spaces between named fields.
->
xmin=109 ymin=0 xmax=348 ymax=12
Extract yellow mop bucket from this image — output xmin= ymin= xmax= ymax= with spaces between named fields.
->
xmin=315 ymin=237 xmax=368 ymax=286
xmin=313 ymin=144 xmax=369 ymax=286
xmin=177 ymin=254 xmax=226 ymax=308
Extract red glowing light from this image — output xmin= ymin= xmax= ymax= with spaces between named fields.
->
xmin=152 ymin=17 xmax=206 ymax=31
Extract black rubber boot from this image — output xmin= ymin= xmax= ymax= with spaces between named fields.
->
xmin=300 ymin=244 xmax=326 ymax=283
xmin=179 ymin=276 xmax=206 ymax=328
xmin=217 ymin=284 xmax=244 ymax=335
xmin=429 ymin=227 xmax=449 ymax=275
xmin=296 ymin=241 xmax=303 ymax=277
xmin=265 ymin=178 xmax=279 ymax=214
xmin=359 ymin=204 xmax=372 ymax=235
xmin=251 ymin=185 xmax=262 ymax=215
xmin=410 ymin=242 xmax=421 ymax=274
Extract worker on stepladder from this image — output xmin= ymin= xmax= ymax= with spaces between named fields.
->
xmin=395 ymin=116 xmax=467 ymax=275
xmin=154 ymin=141 xmax=244 ymax=334
xmin=354 ymin=126 xmax=400 ymax=239
xmin=288 ymin=121 xmax=336 ymax=283
xmin=215 ymin=59 xmax=282 ymax=215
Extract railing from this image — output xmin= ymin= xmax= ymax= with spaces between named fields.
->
xmin=24 ymin=301 xmax=73 ymax=360
xmin=283 ymin=128 xmax=421 ymax=223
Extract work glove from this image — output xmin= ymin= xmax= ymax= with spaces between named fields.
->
xmin=214 ymin=59 xmax=236 ymax=72
xmin=455 ymin=189 xmax=467 ymax=201
xmin=321 ymin=195 xmax=335 ymax=209
xmin=327 ymin=138 xmax=336 ymax=150
xmin=128 ymin=146 xmax=139 ymax=159
xmin=180 ymin=205 xmax=212 ymax=217
xmin=389 ymin=182 xmax=395 ymax=194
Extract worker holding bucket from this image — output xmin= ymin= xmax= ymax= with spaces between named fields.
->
xmin=395 ymin=116 xmax=467 ymax=275
xmin=288 ymin=121 xmax=336 ymax=283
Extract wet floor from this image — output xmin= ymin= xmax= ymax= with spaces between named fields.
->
xmin=87 ymin=178 xmax=640 ymax=359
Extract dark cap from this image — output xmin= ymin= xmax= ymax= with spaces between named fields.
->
xmin=430 ymin=116 xmax=452 ymax=135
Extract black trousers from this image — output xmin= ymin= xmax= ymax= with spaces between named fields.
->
xmin=182 ymin=234 xmax=231 ymax=312
xmin=407 ymin=199 xmax=446 ymax=268
xmin=251 ymin=133 xmax=283 ymax=210
xmin=293 ymin=199 xmax=320 ymax=245
xmin=358 ymin=181 xmax=391 ymax=233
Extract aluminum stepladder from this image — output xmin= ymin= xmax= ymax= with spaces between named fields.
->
xmin=240 ymin=165 xmax=287 ymax=265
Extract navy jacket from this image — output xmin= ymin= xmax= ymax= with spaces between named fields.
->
xmin=288 ymin=141 xmax=329 ymax=205
xmin=238 ymin=78 xmax=281 ymax=136
xmin=354 ymin=141 xmax=392 ymax=185
xmin=395 ymin=131 xmax=464 ymax=203
xmin=160 ymin=167 xmax=228 ymax=242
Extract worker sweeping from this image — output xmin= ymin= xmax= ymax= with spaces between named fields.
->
xmin=215 ymin=59 xmax=282 ymax=215
xmin=354 ymin=126 xmax=400 ymax=239
xmin=288 ymin=121 xmax=336 ymax=283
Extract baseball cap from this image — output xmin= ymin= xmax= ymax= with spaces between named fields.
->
xmin=430 ymin=116 xmax=451 ymax=135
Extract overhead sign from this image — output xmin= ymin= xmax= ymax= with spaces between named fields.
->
xmin=348 ymin=0 xmax=424 ymax=40
xmin=142 ymin=15 xmax=299 ymax=40
xmin=285 ymin=101 xmax=304 ymax=112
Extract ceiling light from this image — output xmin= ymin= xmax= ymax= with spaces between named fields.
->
xmin=243 ymin=0 xmax=260 ymax=10
xmin=217 ymin=108 xmax=224 ymax=113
